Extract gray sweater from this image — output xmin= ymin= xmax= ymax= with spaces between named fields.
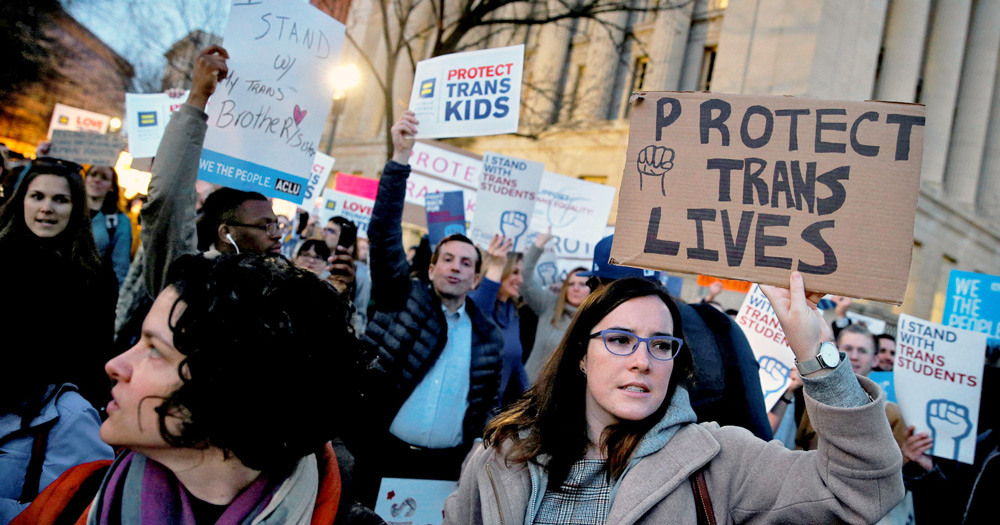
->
xmin=521 ymin=244 xmax=579 ymax=383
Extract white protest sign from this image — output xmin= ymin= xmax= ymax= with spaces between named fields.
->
xmin=531 ymin=170 xmax=615 ymax=240
xmin=49 ymin=130 xmax=126 ymax=166
xmin=734 ymin=285 xmax=796 ymax=411
xmin=895 ymin=314 xmax=987 ymax=465
xmin=406 ymin=171 xmax=477 ymax=221
xmin=409 ymin=141 xmax=481 ymax=188
xmin=47 ymin=103 xmax=111 ymax=137
xmin=125 ymin=92 xmax=188 ymax=158
xmin=318 ymin=190 xmax=374 ymax=236
xmin=199 ymin=0 xmax=344 ymax=204
xmin=375 ymin=477 xmax=457 ymax=525
xmin=469 ymin=152 xmax=543 ymax=251
xmin=302 ymin=152 xmax=335 ymax=210
xmin=531 ymin=248 xmax=592 ymax=290
xmin=845 ymin=311 xmax=887 ymax=335
xmin=409 ymin=45 xmax=524 ymax=138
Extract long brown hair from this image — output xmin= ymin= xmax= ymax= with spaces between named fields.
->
xmin=551 ymin=266 xmax=588 ymax=326
xmin=84 ymin=165 xmax=124 ymax=215
xmin=0 ymin=160 xmax=102 ymax=278
xmin=483 ymin=278 xmax=692 ymax=489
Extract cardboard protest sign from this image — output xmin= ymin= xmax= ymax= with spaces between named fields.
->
xmin=48 ymin=103 xmax=111 ymax=137
xmin=374 ymin=477 xmax=456 ymax=525
xmin=409 ymin=45 xmax=524 ymax=138
xmin=302 ymin=153 xmax=336 ymax=210
xmin=426 ymin=191 xmax=466 ymax=246
xmin=610 ymin=92 xmax=925 ymax=304
xmin=469 ymin=152 xmax=543 ymax=251
xmin=894 ymin=314 xmax=987 ymax=464
xmin=49 ymin=130 xmax=126 ymax=166
xmin=531 ymin=170 xmax=616 ymax=242
xmin=942 ymin=269 xmax=1000 ymax=337
xmin=317 ymin=190 xmax=374 ymax=236
xmin=199 ymin=0 xmax=344 ymax=204
xmin=868 ymin=371 xmax=897 ymax=403
xmin=734 ymin=285 xmax=796 ymax=411
xmin=410 ymin=140 xmax=481 ymax=189
xmin=697 ymin=275 xmax=752 ymax=293
xmin=125 ymin=92 xmax=188 ymax=158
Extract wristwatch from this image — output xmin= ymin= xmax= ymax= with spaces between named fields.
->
xmin=795 ymin=341 xmax=840 ymax=375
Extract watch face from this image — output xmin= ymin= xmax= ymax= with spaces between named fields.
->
xmin=819 ymin=343 xmax=840 ymax=366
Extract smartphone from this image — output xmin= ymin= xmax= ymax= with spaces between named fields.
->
xmin=337 ymin=221 xmax=358 ymax=252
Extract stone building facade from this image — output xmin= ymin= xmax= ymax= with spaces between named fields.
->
xmin=326 ymin=0 xmax=1000 ymax=325
xmin=0 ymin=6 xmax=133 ymax=156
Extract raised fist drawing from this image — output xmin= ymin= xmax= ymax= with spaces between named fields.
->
xmin=537 ymin=261 xmax=558 ymax=286
xmin=500 ymin=210 xmax=528 ymax=250
xmin=637 ymin=145 xmax=674 ymax=196
xmin=390 ymin=497 xmax=417 ymax=518
xmin=758 ymin=356 xmax=791 ymax=400
xmin=927 ymin=399 xmax=973 ymax=461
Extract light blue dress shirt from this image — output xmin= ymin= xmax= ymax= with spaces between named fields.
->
xmin=389 ymin=303 xmax=473 ymax=448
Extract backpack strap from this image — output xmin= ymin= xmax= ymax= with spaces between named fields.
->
xmin=690 ymin=466 xmax=716 ymax=525
xmin=19 ymin=418 xmax=58 ymax=503
xmin=102 ymin=214 xmax=119 ymax=261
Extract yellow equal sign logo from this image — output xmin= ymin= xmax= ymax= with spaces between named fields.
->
xmin=326 ymin=200 xmax=337 ymax=210
xmin=419 ymin=78 xmax=435 ymax=98
xmin=137 ymin=111 xmax=158 ymax=127
xmin=58 ymin=115 xmax=69 ymax=125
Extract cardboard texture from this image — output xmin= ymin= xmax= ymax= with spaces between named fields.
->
xmin=49 ymin=130 xmax=126 ymax=166
xmin=611 ymin=92 xmax=925 ymax=304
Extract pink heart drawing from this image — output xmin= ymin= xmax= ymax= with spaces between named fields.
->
xmin=293 ymin=105 xmax=307 ymax=126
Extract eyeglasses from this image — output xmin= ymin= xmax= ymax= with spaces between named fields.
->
xmin=323 ymin=227 xmax=338 ymax=235
xmin=589 ymin=329 xmax=684 ymax=361
xmin=227 ymin=221 xmax=285 ymax=236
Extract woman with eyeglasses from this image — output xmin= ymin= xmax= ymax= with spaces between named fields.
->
xmin=84 ymin=166 xmax=133 ymax=288
xmin=0 ymin=160 xmax=118 ymax=519
xmin=293 ymin=239 xmax=331 ymax=277
xmin=521 ymin=230 xmax=590 ymax=384
xmin=444 ymin=275 xmax=904 ymax=524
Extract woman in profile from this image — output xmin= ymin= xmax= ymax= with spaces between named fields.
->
xmin=445 ymin=275 xmax=904 ymax=524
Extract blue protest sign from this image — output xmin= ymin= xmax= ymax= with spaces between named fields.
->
xmin=426 ymin=190 xmax=466 ymax=247
xmin=942 ymin=269 xmax=1000 ymax=338
xmin=868 ymin=371 xmax=896 ymax=403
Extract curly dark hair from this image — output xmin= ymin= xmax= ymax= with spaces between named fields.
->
xmin=484 ymin=278 xmax=692 ymax=489
xmin=153 ymin=253 xmax=364 ymax=473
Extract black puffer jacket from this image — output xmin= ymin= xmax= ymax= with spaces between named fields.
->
xmin=362 ymin=161 xmax=503 ymax=446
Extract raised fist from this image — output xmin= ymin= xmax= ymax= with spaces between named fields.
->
xmin=637 ymin=145 xmax=674 ymax=196
xmin=758 ymin=356 xmax=791 ymax=400
xmin=500 ymin=210 xmax=528 ymax=250
xmin=536 ymin=261 xmax=558 ymax=286
xmin=927 ymin=399 xmax=973 ymax=461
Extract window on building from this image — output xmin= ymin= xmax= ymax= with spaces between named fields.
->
xmin=698 ymin=46 xmax=717 ymax=91
xmin=623 ymin=56 xmax=650 ymax=119
xmin=564 ymin=64 xmax=586 ymax=122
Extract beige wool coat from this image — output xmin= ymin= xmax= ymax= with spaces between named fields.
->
xmin=443 ymin=376 xmax=904 ymax=524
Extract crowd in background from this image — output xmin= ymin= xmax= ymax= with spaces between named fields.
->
xmin=0 ymin=45 xmax=995 ymax=525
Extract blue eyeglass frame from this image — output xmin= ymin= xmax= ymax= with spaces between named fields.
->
xmin=588 ymin=329 xmax=684 ymax=361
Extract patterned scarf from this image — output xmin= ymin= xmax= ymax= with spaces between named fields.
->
xmin=86 ymin=452 xmax=319 ymax=525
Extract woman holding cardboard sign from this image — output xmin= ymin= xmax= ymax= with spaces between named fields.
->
xmin=444 ymin=273 xmax=903 ymax=524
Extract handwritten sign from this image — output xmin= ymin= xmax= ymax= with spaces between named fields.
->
xmin=199 ymin=0 xmax=345 ymax=204
xmin=409 ymin=45 xmax=524 ymax=139
xmin=49 ymin=130 xmax=126 ymax=166
xmin=47 ymin=103 xmax=111 ymax=137
xmin=942 ymin=269 xmax=1000 ymax=337
xmin=894 ymin=314 xmax=987 ymax=464
xmin=468 ymin=152 xmax=543 ymax=251
xmin=302 ymin=152 xmax=335 ymax=210
xmin=125 ymin=92 xmax=188 ymax=158
xmin=318 ymin=190 xmax=374 ymax=236
xmin=426 ymin=191 xmax=466 ymax=246
xmin=734 ymin=285 xmax=796 ymax=411
xmin=610 ymin=92 xmax=926 ymax=304
xmin=374 ymin=477 xmax=456 ymax=525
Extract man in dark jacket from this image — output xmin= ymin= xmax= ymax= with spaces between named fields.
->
xmin=354 ymin=111 xmax=503 ymax=502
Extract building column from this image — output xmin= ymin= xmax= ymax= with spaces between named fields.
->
xmin=919 ymin=0 xmax=972 ymax=191
xmin=526 ymin=4 xmax=574 ymax=126
xmin=579 ymin=10 xmax=631 ymax=121
xmin=874 ymin=0 xmax=931 ymax=102
xmin=645 ymin=3 xmax=694 ymax=91
xmin=944 ymin=0 xmax=1000 ymax=208
xmin=977 ymin=59 xmax=1000 ymax=224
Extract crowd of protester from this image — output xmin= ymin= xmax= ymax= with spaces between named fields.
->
xmin=0 ymin=45 xmax=995 ymax=525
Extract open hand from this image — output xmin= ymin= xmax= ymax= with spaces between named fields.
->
xmin=759 ymin=273 xmax=832 ymax=362
xmin=902 ymin=425 xmax=934 ymax=471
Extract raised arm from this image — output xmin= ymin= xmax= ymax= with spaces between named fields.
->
xmin=368 ymin=112 xmax=418 ymax=308
xmin=519 ymin=230 xmax=559 ymax=315
xmin=468 ymin=234 xmax=511 ymax=314
xmin=140 ymin=46 xmax=228 ymax=296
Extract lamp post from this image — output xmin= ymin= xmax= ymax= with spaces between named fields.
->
xmin=324 ymin=63 xmax=361 ymax=154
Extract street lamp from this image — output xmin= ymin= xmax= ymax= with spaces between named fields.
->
xmin=324 ymin=63 xmax=361 ymax=153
